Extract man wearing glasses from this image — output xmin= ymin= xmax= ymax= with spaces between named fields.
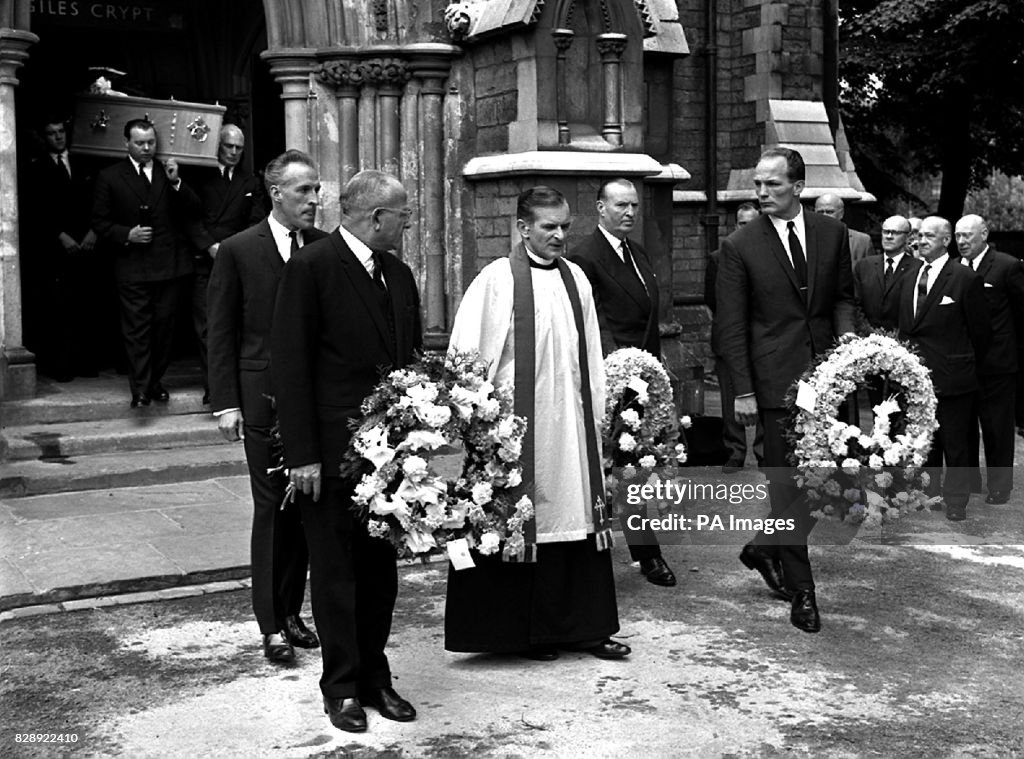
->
xmin=853 ymin=215 xmax=921 ymax=333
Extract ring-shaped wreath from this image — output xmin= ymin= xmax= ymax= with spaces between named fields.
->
xmin=339 ymin=351 xmax=534 ymax=560
xmin=788 ymin=333 xmax=938 ymax=526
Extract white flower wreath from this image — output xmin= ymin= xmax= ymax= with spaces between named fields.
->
xmin=790 ymin=333 xmax=938 ymax=526
xmin=340 ymin=351 xmax=534 ymax=560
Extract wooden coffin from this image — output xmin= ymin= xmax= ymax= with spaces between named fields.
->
xmin=71 ymin=94 xmax=226 ymax=167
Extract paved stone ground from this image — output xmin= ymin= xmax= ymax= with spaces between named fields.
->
xmin=3 ymin=518 xmax=1024 ymax=759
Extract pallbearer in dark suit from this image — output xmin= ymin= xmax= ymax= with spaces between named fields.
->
xmin=272 ymin=171 xmax=422 ymax=734
xmin=92 ymin=119 xmax=199 ymax=407
xmin=954 ymin=214 xmax=1024 ymax=505
xmin=717 ymin=148 xmax=857 ymax=633
xmin=188 ymin=125 xmax=267 ymax=404
xmin=567 ymin=178 xmax=676 ymax=588
xmin=207 ymin=150 xmax=325 ymax=664
xmin=24 ymin=119 xmax=101 ymax=381
xmin=898 ymin=216 xmax=991 ymax=522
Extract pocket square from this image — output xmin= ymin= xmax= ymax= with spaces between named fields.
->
xmin=940 ymin=295 xmax=956 ymax=305
xmin=984 ymin=282 xmax=994 ymax=288
xmin=244 ymin=192 xmax=253 ymax=197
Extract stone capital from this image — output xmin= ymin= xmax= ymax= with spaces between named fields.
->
xmin=0 ymin=29 xmax=39 ymax=86
xmin=260 ymin=50 xmax=317 ymax=99
xmin=596 ymin=32 xmax=628 ymax=60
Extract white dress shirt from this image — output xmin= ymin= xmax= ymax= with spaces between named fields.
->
xmin=768 ymin=208 xmax=807 ymax=269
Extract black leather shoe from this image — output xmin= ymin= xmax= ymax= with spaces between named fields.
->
xmin=639 ymin=556 xmax=677 ymax=587
xmin=149 ymin=384 xmax=170 ymax=402
xmin=722 ymin=458 xmax=744 ymax=474
xmin=283 ymin=615 xmax=319 ymax=648
xmin=946 ymin=502 xmax=967 ymax=521
xmin=359 ymin=687 xmax=416 ymax=722
xmin=323 ymin=696 xmax=367 ymax=732
xmin=518 ymin=647 xmax=559 ymax=661
xmin=739 ymin=544 xmax=792 ymax=601
xmin=130 ymin=393 xmax=151 ymax=409
xmin=790 ymin=590 xmax=821 ymax=633
xmin=581 ymin=639 xmax=631 ymax=659
xmin=986 ymin=491 xmax=1010 ymax=505
xmin=262 ymin=632 xmax=295 ymax=663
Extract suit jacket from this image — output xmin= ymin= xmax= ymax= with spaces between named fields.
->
xmin=849 ymin=228 xmax=875 ymax=264
xmin=853 ymin=253 xmax=921 ymax=331
xmin=898 ymin=256 xmax=991 ymax=397
xmin=24 ymin=153 xmax=95 ymax=276
xmin=271 ymin=230 xmax=423 ymax=475
xmin=206 ymin=219 xmax=328 ymax=426
xmin=716 ymin=212 xmax=857 ymax=408
xmin=187 ymin=165 xmax=267 ymax=254
xmin=567 ymin=229 xmax=659 ymax=356
xmin=92 ymin=157 xmax=198 ymax=283
xmin=969 ymin=247 xmax=1024 ymax=376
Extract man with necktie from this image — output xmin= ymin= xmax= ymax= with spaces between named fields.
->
xmin=568 ymin=177 xmax=677 ymax=588
xmin=187 ymin=124 xmax=266 ymax=404
xmin=854 ymin=215 xmax=921 ymax=334
xmin=898 ymin=216 xmax=990 ymax=521
xmin=92 ymin=118 xmax=200 ymax=407
xmin=954 ymin=214 xmax=1024 ymax=506
xmin=207 ymin=149 xmax=325 ymax=666
xmin=716 ymin=148 xmax=857 ymax=633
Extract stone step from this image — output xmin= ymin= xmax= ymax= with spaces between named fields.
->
xmin=3 ymin=413 xmax=225 ymax=461
xmin=0 ymin=444 xmax=248 ymax=498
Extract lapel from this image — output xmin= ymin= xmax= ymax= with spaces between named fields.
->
xmin=804 ymin=212 xmax=820 ymax=305
xmin=974 ymin=250 xmax=993 ymax=282
xmin=913 ymin=257 xmax=955 ymax=327
xmin=122 ymin=158 xmax=150 ymax=204
xmin=759 ymin=215 xmax=803 ymax=301
xmin=591 ymin=230 xmax=650 ymax=311
xmin=218 ymin=168 xmax=244 ymax=218
xmin=254 ymin=219 xmax=284 ymax=274
xmin=328 ymin=230 xmax=397 ymax=363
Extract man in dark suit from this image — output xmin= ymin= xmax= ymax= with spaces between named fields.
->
xmin=854 ymin=215 xmax=921 ymax=333
xmin=272 ymin=170 xmax=422 ymax=733
xmin=955 ymin=214 xmax=1024 ymax=505
xmin=898 ymin=216 xmax=990 ymax=522
xmin=207 ymin=149 xmax=324 ymax=665
xmin=705 ymin=202 xmax=764 ymax=474
xmin=717 ymin=148 xmax=857 ymax=633
xmin=23 ymin=119 xmax=101 ymax=381
xmin=92 ymin=118 xmax=199 ymax=407
xmin=567 ymin=177 xmax=675 ymax=588
xmin=188 ymin=124 xmax=266 ymax=404
xmin=814 ymin=193 xmax=875 ymax=263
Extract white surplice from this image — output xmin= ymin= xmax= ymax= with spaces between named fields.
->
xmin=449 ymin=255 xmax=606 ymax=543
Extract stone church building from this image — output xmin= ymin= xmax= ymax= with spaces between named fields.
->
xmin=0 ymin=0 xmax=870 ymax=402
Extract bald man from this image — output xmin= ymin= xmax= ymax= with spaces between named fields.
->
xmin=955 ymin=214 xmax=1024 ymax=505
xmin=814 ymin=194 xmax=875 ymax=263
xmin=853 ymin=215 xmax=920 ymax=332
xmin=187 ymin=124 xmax=267 ymax=403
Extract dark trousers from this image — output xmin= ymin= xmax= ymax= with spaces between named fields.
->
xmin=619 ymin=505 xmax=662 ymax=562
xmin=117 ymin=277 xmax=182 ymax=396
xmin=715 ymin=355 xmax=764 ymax=464
xmin=968 ymin=373 xmax=1016 ymax=496
xmin=192 ymin=261 xmax=211 ymax=393
xmin=243 ymin=424 xmax=309 ymax=635
xmin=297 ymin=476 xmax=397 ymax=699
xmin=751 ymin=407 xmax=816 ymax=591
xmin=925 ymin=392 xmax=976 ymax=509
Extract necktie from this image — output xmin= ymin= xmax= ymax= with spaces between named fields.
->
xmin=371 ymin=251 xmax=387 ymax=291
xmin=56 ymin=153 xmax=70 ymax=181
xmin=884 ymin=258 xmax=894 ymax=285
xmin=223 ymin=166 xmax=231 ymax=184
xmin=139 ymin=164 xmax=150 ymax=190
xmin=289 ymin=230 xmax=300 ymax=257
xmin=915 ymin=262 xmax=931 ymax=317
xmin=787 ymin=221 xmax=807 ymax=291
xmin=620 ymin=239 xmax=647 ymax=292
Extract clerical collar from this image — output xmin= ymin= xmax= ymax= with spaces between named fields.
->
xmin=524 ymin=247 xmax=558 ymax=270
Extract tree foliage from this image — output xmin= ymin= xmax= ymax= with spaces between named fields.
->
xmin=839 ymin=0 xmax=1024 ymax=221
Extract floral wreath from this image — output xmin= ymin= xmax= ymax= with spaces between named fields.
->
xmin=788 ymin=333 xmax=938 ymax=526
xmin=602 ymin=347 xmax=688 ymax=508
xmin=340 ymin=351 xmax=534 ymax=560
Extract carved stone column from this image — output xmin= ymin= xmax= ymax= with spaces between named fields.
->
xmin=596 ymin=33 xmax=628 ymax=147
xmin=315 ymin=58 xmax=362 ymax=190
xmin=408 ymin=45 xmax=455 ymax=335
xmin=362 ymin=59 xmax=408 ymax=177
xmin=0 ymin=29 xmax=39 ymax=400
xmin=261 ymin=51 xmax=317 ymax=152
xmin=552 ymin=29 xmax=575 ymax=146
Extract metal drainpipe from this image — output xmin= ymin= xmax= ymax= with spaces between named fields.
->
xmin=702 ymin=0 xmax=719 ymax=256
